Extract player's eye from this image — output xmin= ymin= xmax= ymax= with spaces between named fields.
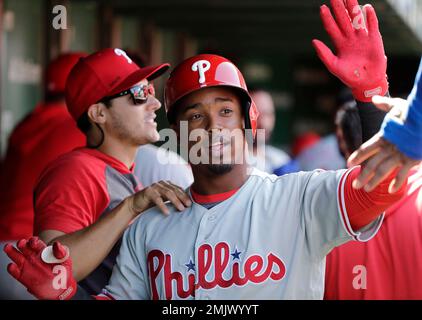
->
xmin=190 ymin=113 xmax=202 ymax=121
xmin=221 ymin=108 xmax=233 ymax=115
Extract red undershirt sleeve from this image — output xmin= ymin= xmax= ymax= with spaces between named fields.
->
xmin=343 ymin=166 xmax=407 ymax=231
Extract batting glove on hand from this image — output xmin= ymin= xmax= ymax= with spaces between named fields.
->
xmin=3 ymin=237 xmax=76 ymax=300
xmin=312 ymin=0 xmax=388 ymax=102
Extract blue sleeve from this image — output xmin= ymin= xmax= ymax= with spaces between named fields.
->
xmin=273 ymin=159 xmax=300 ymax=176
xmin=408 ymin=58 xmax=422 ymax=109
xmin=380 ymin=57 xmax=422 ymax=159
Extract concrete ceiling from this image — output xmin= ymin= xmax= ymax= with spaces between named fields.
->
xmin=108 ymin=0 xmax=422 ymax=56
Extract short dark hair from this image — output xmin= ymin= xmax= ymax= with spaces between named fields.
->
xmin=335 ymin=101 xmax=362 ymax=154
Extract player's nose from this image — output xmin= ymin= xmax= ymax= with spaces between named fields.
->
xmin=206 ymin=113 xmax=224 ymax=133
xmin=145 ymin=96 xmax=161 ymax=112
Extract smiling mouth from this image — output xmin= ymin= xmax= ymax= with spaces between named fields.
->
xmin=209 ymin=138 xmax=231 ymax=152
xmin=144 ymin=115 xmax=157 ymax=124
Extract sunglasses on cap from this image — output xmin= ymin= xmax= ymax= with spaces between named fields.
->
xmin=101 ymin=83 xmax=155 ymax=105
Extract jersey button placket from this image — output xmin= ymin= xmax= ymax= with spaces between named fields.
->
xmin=196 ymin=208 xmax=213 ymax=244
xmin=194 ymin=208 xmax=212 ymax=299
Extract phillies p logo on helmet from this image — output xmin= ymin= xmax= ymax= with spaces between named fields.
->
xmin=164 ymin=54 xmax=259 ymax=139
xmin=191 ymin=60 xmax=211 ymax=84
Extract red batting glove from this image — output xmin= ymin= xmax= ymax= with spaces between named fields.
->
xmin=3 ymin=237 xmax=77 ymax=300
xmin=312 ymin=0 xmax=388 ymax=102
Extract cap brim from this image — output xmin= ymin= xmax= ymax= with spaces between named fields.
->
xmin=109 ymin=63 xmax=170 ymax=96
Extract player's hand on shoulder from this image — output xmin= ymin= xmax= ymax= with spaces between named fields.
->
xmin=347 ymin=95 xmax=420 ymax=193
xmin=3 ymin=237 xmax=77 ymax=300
xmin=128 ymin=180 xmax=192 ymax=215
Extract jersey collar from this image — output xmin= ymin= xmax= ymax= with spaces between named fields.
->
xmin=80 ymin=148 xmax=135 ymax=174
xmin=190 ymin=188 xmax=240 ymax=204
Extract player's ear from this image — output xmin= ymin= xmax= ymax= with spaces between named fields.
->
xmin=87 ymin=103 xmax=107 ymax=125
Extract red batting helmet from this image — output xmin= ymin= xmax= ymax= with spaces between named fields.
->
xmin=164 ymin=54 xmax=259 ymax=138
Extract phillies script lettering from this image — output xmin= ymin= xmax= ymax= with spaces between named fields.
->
xmin=147 ymin=242 xmax=286 ymax=299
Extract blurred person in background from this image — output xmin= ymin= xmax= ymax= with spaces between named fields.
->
xmin=249 ymin=89 xmax=293 ymax=174
xmin=291 ymin=131 xmax=346 ymax=171
xmin=0 ymin=53 xmax=86 ymax=242
xmin=334 ymin=100 xmax=362 ymax=159
xmin=0 ymin=53 xmax=86 ymax=299
xmin=291 ymin=131 xmax=321 ymax=159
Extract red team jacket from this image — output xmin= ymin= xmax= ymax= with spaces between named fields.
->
xmin=0 ymin=102 xmax=85 ymax=241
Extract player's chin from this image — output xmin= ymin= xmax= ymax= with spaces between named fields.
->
xmin=146 ymin=129 xmax=160 ymax=144
xmin=205 ymin=164 xmax=235 ymax=175
xmin=134 ymin=131 xmax=160 ymax=147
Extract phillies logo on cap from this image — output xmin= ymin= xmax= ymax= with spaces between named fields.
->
xmin=114 ymin=48 xmax=132 ymax=64
xmin=191 ymin=60 xmax=211 ymax=84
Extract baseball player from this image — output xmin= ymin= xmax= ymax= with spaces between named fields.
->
xmin=0 ymin=49 xmax=195 ymax=298
xmin=247 ymin=89 xmax=292 ymax=174
xmin=3 ymin=48 xmax=194 ymax=296
xmin=4 ymin=0 xmax=420 ymax=300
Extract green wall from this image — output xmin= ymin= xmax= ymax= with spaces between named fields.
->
xmin=1 ymin=0 xmax=43 ymax=155
xmin=67 ymin=1 xmax=98 ymax=53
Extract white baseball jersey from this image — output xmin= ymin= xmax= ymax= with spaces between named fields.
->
xmin=134 ymin=144 xmax=194 ymax=189
xmin=103 ymin=167 xmax=383 ymax=300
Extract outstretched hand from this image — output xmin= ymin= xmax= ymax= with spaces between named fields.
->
xmin=347 ymin=95 xmax=420 ymax=193
xmin=313 ymin=0 xmax=388 ymax=102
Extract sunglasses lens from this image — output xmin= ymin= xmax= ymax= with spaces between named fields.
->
xmin=131 ymin=85 xmax=147 ymax=105
xmin=131 ymin=84 xmax=156 ymax=105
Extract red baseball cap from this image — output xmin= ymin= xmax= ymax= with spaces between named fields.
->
xmin=46 ymin=52 xmax=87 ymax=94
xmin=65 ymin=48 xmax=170 ymax=121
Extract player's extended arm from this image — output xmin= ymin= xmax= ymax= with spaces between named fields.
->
xmin=39 ymin=181 xmax=191 ymax=282
xmin=38 ymin=198 xmax=138 ymax=283
xmin=342 ymin=166 xmax=406 ymax=231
